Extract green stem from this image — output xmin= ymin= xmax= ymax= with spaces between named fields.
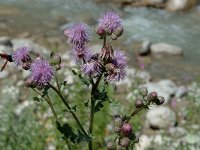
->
xmin=46 ymin=94 xmax=59 ymax=121
xmin=32 ymin=88 xmax=58 ymax=121
xmin=88 ymin=85 xmax=95 ymax=150
xmin=48 ymin=83 xmax=88 ymax=136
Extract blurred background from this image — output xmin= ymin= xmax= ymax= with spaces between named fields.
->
xmin=0 ymin=0 xmax=200 ymax=149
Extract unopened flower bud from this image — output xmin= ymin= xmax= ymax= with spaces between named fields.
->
xmin=50 ymin=53 xmax=61 ymax=65
xmin=55 ymin=65 xmax=61 ymax=71
xmin=156 ymin=96 xmax=165 ymax=105
xmin=114 ymin=127 xmax=121 ymax=134
xmin=113 ymin=116 xmax=123 ymax=128
xmin=135 ymin=98 xmax=144 ymax=108
xmin=25 ymin=78 xmax=36 ymax=88
xmin=107 ymin=142 xmax=116 ymax=150
xmin=95 ymin=26 xmax=105 ymax=38
xmin=111 ymin=33 xmax=118 ymax=40
xmin=22 ymin=62 xmax=32 ymax=70
xmin=113 ymin=27 xmax=123 ymax=37
xmin=139 ymin=87 xmax=148 ymax=97
xmin=147 ymin=91 xmax=158 ymax=102
xmin=121 ymin=123 xmax=132 ymax=136
xmin=116 ymin=145 xmax=125 ymax=150
xmin=120 ymin=137 xmax=130 ymax=148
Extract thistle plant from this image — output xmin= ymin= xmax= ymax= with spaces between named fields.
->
xmin=1 ymin=10 xmax=165 ymax=150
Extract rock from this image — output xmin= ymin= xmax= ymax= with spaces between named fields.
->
xmin=167 ymin=0 xmax=197 ymax=12
xmin=142 ymin=0 xmax=166 ymax=5
xmin=175 ymin=85 xmax=188 ymax=98
xmin=11 ymin=38 xmax=49 ymax=55
xmin=146 ymin=106 xmax=176 ymax=129
xmin=143 ymin=79 xmax=177 ymax=103
xmin=0 ymin=71 xmax=9 ymax=79
xmin=136 ymin=135 xmax=152 ymax=150
xmin=0 ymin=45 xmax=12 ymax=52
xmin=152 ymin=134 xmax=163 ymax=145
xmin=139 ymin=40 xmax=151 ymax=56
xmin=116 ymin=68 xmax=151 ymax=87
xmin=150 ymin=43 xmax=183 ymax=55
xmin=0 ymin=36 xmax=12 ymax=46
xmin=169 ymin=127 xmax=187 ymax=137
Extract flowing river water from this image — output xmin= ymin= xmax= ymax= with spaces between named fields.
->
xmin=0 ymin=0 xmax=200 ymax=82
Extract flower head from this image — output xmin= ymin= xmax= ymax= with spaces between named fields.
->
xmin=72 ymin=46 xmax=92 ymax=64
xmin=112 ymin=49 xmax=127 ymax=67
xmin=64 ymin=22 xmax=90 ymax=46
xmin=121 ymin=123 xmax=132 ymax=136
xmin=12 ymin=46 xmax=31 ymax=66
xmin=105 ymin=49 xmax=127 ymax=82
xmin=29 ymin=58 xmax=54 ymax=87
xmin=81 ymin=55 xmax=102 ymax=76
xmin=98 ymin=10 xmax=122 ymax=34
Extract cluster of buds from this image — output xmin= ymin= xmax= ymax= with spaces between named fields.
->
xmin=95 ymin=10 xmax=123 ymax=40
xmin=107 ymin=116 xmax=139 ymax=150
xmin=134 ymin=87 xmax=165 ymax=109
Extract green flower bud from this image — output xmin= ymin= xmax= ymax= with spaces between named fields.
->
xmin=55 ymin=65 xmax=61 ymax=71
xmin=113 ymin=116 xmax=123 ymax=128
xmin=50 ymin=53 xmax=61 ymax=65
xmin=111 ymin=33 xmax=118 ymax=40
xmin=120 ymin=137 xmax=131 ymax=148
xmin=155 ymin=96 xmax=165 ymax=105
xmin=113 ymin=27 xmax=123 ymax=37
xmin=147 ymin=91 xmax=158 ymax=102
xmin=139 ymin=87 xmax=148 ymax=97
xmin=135 ymin=98 xmax=144 ymax=108
xmin=107 ymin=142 xmax=116 ymax=150
xmin=25 ymin=78 xmax=36 ymax=88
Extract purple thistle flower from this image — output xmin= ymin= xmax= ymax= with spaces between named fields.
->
xmin=98 ymin=10 xmax=122 ymax=33
xmin=106 ymin=67 xmax=126 ymax=82
xmin=12 ymin=46 xmax=31 ymax=66
xmin=112 ymin=49 xmax=128 ymax=67
xmin=106 ymin=49 xmax=127 ymax=82
xmin=81 ymin=55 xmax=102 ymax=76
xmin=72 ymin=46 xmax=92 ymax=64
xmin=29 ymin=58 xmax=54 ymax=86
xmin=64 ymin=22 xmax=90 ymax=46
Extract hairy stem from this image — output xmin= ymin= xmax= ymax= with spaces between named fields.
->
xmin=49 ymin=83 xmax=88 ymax=136
xmin=32 ymin=88 xmax=58 ymax=121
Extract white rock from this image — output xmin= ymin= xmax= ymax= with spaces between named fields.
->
xmin=0 ymin=36 xmax=11 ymax=45
xmin=146 ymin=106 xmax=176 ymax=129
xmin=136 ymin=135 xmax=152 ymax=150
xmin=0 ymin=71 xmax=9 ymax=79
xmin=0 ymin=45 xmax=12 ymax=52
xmin=140 ymin=40 xmax=151 ymax=56
xmin=175 ymin=85 xmax=188 ymax=98
xmin=153 ymin=134 xmax=163 ymax=145
xmin=151 ymin=43 xmax=183 ymax=55
xmin=167 ymin=0 xmax=197 ymax=12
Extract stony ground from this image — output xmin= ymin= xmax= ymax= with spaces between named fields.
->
xmin=0 ymin=36 xmax=200 ymax=150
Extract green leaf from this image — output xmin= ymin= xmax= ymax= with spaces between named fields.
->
xmin=94 ymin=87 xmax=109 ymax=113
xmin=32 ymin=96 xmax=41 ymax=102
xmin=56 ymin=122 xmax=91 ymax=143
